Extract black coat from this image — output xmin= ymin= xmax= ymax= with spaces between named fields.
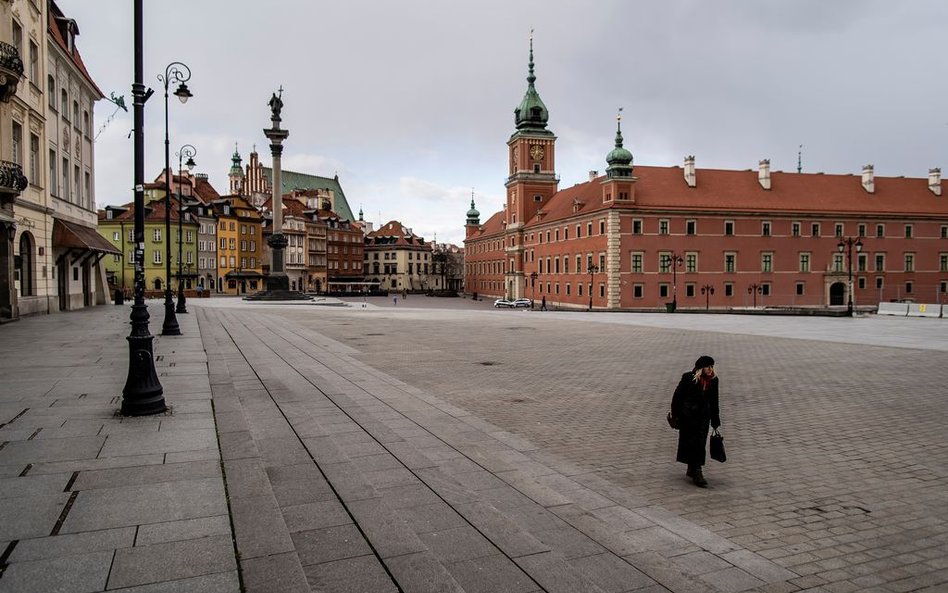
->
xmin=671 ymin=372 xmax=721 ymax=466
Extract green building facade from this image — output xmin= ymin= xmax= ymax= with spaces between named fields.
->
xmin=97 ymin=189 xmax=200 ymax=293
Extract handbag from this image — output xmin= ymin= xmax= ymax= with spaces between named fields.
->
xmin=709 ymin=428 xmax=726 ymax=462
xmin=666 ymin=411 xmax=679 ymax=430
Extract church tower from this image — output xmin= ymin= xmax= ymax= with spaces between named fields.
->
xmin=503 ymin=33 xmax=558 ymax=299
xmin=228 ymin=144 xmax=245 ymax=195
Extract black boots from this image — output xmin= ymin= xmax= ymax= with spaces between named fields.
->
xmin=687 ymin=465 xmax=708 ymax=487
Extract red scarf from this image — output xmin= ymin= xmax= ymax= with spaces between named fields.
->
xmin=698 ymin=374 xmax=712 ymax=392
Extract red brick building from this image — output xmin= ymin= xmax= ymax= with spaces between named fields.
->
xmin=464 ymin=42 xmax=948 ymax=311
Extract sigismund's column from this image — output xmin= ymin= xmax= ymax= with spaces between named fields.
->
xmin=264 ymin=88 xmax=289 ymax=292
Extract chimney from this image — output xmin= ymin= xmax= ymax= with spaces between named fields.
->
xmin=861 ymin=164 xmax=874 ymax=193
xmin=929 ymin=168 xmax=942 ymax=196
xmin=683 ymin=155 xmax=696 ymax=187
xmin=758 ymin=159 xmax=771 ymax=190
xmin=588 ymin=170 xmax=598 ymax=181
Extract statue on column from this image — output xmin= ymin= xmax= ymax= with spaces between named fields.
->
xmin=268 ymin=86 xmax=283 ymax=124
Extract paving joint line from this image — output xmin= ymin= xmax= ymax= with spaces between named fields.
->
xmin=213 ymin=310 xmax=406 ymax=593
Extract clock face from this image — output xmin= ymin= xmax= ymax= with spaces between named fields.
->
xmin=530 ymin=144 xmax=544 ymax=161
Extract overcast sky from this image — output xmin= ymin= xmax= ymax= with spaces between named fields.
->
xmin=61 ymin=0 xmax=948 ymax=245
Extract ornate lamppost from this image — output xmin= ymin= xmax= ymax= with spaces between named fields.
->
xmin=158 ymin=61 xmax=192 ymax=335
xmin=748 ymin=283 xmax=762 ymax=308
xmin=837 ymin=237 xmax=863 ymax=316
xmin=175 ymin=144 xmax=196 ymax=314
xmin=587 ymin=263 xmax=599 ymax=311
xmin=122 ymin=0 xmax=164 ymax=415
xmin=663 ymin=253 xmax=683 ymax=312
xmin=701 ymin=284 xmax=714 ymax=311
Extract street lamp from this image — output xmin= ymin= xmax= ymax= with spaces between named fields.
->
xmin=121 ymin=0 xmax=164 ymax=415
xmin=663 ymin=253 xmax=683 ymax=312
xmin=175 ymin=144 xmax=196 ymax=314
xmin=748 ymin=283 xmax=762 ymax=308
xmin=587 ymin=263 xmax=599 ymax=311
xmin=157 ymin=61 xmax=192 ymax=336
xmin=530 ymin=271 xmax=538 ymax=309
xmin=701 ymin=284 xmax=714 ymax=311
xmin=837 ymin=237 xmax=864 ymax=316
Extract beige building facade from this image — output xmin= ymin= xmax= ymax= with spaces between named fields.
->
xmin=1 ymin=0 xmax=111 ymax=320
xmin=365 ymin=220 xmax=435 ymax=293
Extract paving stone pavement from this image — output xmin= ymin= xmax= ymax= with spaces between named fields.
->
xmin=1 ymin=298 xmax=946 ymax=593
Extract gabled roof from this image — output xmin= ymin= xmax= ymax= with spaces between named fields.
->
xmin=97 ymin=199 xmax=194 ymax=224
xmin=260 ymin=168 xmax=355 ymax=222
xmin=211 ymin=195 xmax=261 ymax=220
xmin=366 ymin=220 xmax=426 ymax=247
xmin=261 ymin=196 xmax=308 ymax=218
xmin=193 ymin=176 xmax=222 ymax=204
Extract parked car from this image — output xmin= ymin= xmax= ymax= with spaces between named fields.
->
xmin=493 ymin=298 xmax=515 ymax=308
xmin=512 ymin=298 xmax=533 ymax=308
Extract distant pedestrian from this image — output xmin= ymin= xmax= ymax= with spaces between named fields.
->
xmin=540 ymin=296 xmax=547 ymax=311
xmin=393 ymin=296 xmax=398 ymax=306
xmin=670 ymin=355 xmax=721 ymax=488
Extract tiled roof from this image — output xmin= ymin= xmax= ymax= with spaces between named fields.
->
xmin=472 ymin=210 xmax=506 ymax=239
xmin=365 ymin=220 xmax=426 ymax=246
xmin=260 ymin=168 xmax=355 ymax=222
xmin=193 ymin=177 xmax=222 ymax=204
xmin=98 ymin=199 xmax=192 ymax=223
xmin=261 ymin=196 xmax=308 ymax=218
xmin=628 ymin=166 xmax=947 ymax=216
xmin=470 ymin=166 xmax=947 ymax=240
xmin=47 ymin=1 xmax=104 ymax=98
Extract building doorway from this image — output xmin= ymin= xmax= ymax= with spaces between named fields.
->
xmin=829 ymin=282 xmax=845 ymax=306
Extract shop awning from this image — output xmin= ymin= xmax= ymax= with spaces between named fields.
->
xmin=53 ymin=219 xmax=121 ymax=255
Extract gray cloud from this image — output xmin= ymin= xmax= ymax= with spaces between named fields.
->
xmin=63 ymin=0 xmax=948 ymax=245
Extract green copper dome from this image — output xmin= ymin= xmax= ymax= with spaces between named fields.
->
xmin=514 ymin=35 xmax=549 ymax=132
xmin=466 ymin=197 xmax=480 ymax=224
xmin=605 ymin=114 xmax=634 ymax=178
xmin=229 ymin=145 xmax=244 ymax=177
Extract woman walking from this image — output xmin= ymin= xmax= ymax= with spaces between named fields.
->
xmin=671 ymin=355 xmax=721 ymax=487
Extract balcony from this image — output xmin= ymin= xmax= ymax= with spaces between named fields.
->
xmin=0 ymin=41 xmax=24 ymax=102
xmin=0 ymin=161 xmax=28 ymax=204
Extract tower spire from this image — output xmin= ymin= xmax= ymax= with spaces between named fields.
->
xmin=466 ymin=187 xmax=480 ymax=225
xmin=605 ymin=108 xmax=633 ymax=178
xmin=527 ymin=29 xmax=536 ymax=87
xmin=513 ymin=30 xmax=550 ymax=132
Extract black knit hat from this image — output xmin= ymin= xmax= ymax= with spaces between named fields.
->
xmin=694 ymin=355 xmax=715 ymax=369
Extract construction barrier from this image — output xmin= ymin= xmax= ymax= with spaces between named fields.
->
xmin=877 ymin=302 xmax=909 ymax=316
xmin=907 ymin=303 xmax=942 ymax=318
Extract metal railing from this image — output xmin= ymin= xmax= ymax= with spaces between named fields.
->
xmin=0 ymin=42 xmax=24 ymax=77
xmin=0 ymin=160 xmax=28 ymax=194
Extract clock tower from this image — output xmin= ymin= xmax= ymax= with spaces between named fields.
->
xmin=503 ymin=33 xmax=558 ymax=298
